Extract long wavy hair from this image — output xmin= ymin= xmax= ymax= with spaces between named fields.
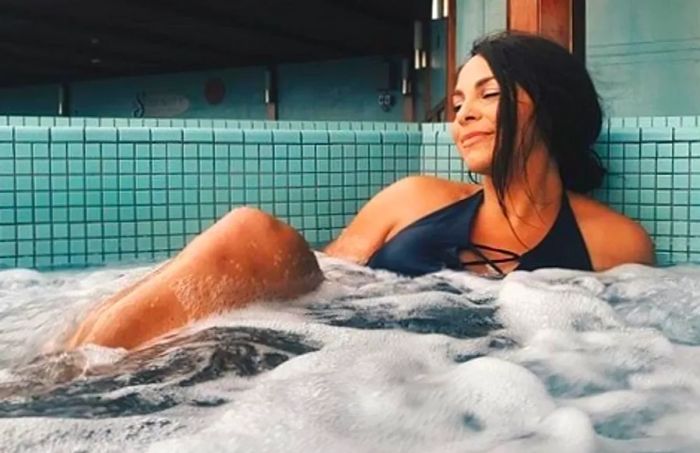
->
xmin=469 ymin=32 xmax=606 ymax=215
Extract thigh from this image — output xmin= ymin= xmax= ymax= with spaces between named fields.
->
xmin=67 ymin=207 xmax=323 ymax=350
xmin=179 ymin=207 xmax=323 ymax=301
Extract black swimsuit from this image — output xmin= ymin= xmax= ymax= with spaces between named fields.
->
xmin=367 ymin=190 xmax=593 ymax=277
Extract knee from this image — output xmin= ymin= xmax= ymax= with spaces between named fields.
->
xmin=187 ymin=206 xmax=311 ymax=260
xmin=217 ymin=206 xmax=296 ymax=246
xmin=218 ymin=207 xmax=320 ymax=276
xmin=179 ymin=206 xmax=322 ymax=300
xmin=222 ymin=206 xmax=280 ymax=232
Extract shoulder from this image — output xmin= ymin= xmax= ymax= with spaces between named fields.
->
xmin=356 ymin=175 xmax=480 ymax=233
xmin=568 ymin=193 xmax=655 ymax=270
xmin=379 ymin=175 xmax=480 ymax=206
xmin=323 ymin=176 xmax=479 ymax=264
xmin=379 ymin=176 xmax=480 ymax=233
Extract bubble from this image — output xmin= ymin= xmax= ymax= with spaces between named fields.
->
xmin=2 ymin=258 xmax=700 ymax=452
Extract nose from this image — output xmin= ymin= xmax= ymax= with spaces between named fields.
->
xmin=454 ymin=101 xmax=479 ymax=125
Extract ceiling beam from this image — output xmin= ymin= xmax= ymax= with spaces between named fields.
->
xmin=115 ymin=0 xmax=362 ymax=55
xmin=322 ymin=0 xmax=412 ymax=27
xmin=0 ymin=23 xmax=174 ymax=69
xmin=0 ymin=5 xmax=241 ymax=62
xmin=0 ymin=42 xmax=113 ymax=75
xmin=286 ymin=0 xmax=409 ymax=48
xmin=0 ymin=37 xmax=167 ymax=77
xmin=0 ymin=0 xmax=422 ymax=87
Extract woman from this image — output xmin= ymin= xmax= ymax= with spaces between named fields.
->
xmin=67 ymin=32 xmax=654 ymax=351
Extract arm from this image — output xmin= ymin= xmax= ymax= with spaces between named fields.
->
xmin=324 ymin=175 xmax=475 ymax=265
xmin=324 ymin=176 xmax=438 ymax=264
xmin=323 ymin=182 xmax=402 ymax=264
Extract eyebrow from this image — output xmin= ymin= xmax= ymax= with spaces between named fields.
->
xmin=453 ymin=76 xmax=496 ymax=97
xmin=475 ymin=76 xmax=496 ymax=88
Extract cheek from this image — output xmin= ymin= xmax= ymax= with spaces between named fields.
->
xmin=484 ymin=104 xmax=499 ymax=124
xmin=476 ymin=136 xmax=496 ymax=160
xmin=459 ymin=136 xmax=496 ymax=168
xmin=450 ymin=122 xmax=460 ymax=144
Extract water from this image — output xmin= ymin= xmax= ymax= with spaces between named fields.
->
xmin=1 ymin=255 xmax=700 ymax=452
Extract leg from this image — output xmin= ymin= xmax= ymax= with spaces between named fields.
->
xmin=66 ymin=207 xmax=323 ymax=350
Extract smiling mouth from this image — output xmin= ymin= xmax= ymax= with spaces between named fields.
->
xmin=460 ymin=132 xmax=493 ymax=148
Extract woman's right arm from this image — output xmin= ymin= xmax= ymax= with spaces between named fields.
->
xmin=323 ymin=193 xmax=395 ymax=265
xmin=323 ymin=175 xmax=465 ymax=265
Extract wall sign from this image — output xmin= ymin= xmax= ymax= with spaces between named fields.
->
xmin=132 ymin=92 xmax=191 ymax=117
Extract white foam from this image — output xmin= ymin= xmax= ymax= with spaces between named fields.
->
xmin=496 ymin=271 xmax=622 ymax=343
xmin=1 ymin=260 xmax=700 ymax=452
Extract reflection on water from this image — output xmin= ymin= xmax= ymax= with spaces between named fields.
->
xmin=0 ymin=327 xmax=319 ymax=418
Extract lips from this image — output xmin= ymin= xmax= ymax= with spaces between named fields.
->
xmin=460 ymin=131 xmax=493 ymax=148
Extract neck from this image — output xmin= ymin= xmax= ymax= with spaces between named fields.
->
xmin=479 ymin=149 xmax=564 ymax=230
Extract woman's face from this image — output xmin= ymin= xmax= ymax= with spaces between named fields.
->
xmin=450 ymin=55 xmax=535 ymax=175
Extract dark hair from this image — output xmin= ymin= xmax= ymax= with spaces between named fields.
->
xmin=469 ymin=32 xmax=606 ymax=206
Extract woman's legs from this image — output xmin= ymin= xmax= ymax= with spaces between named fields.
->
xmin=66 ymin=207 xmax=323 ymax=350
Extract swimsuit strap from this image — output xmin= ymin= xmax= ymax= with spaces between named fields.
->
xmin=470 ymin=242 xmax=521 ymax=258
xmin=460 ymin=242 xmax=522 ymax=276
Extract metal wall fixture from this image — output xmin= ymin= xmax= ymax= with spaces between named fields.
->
xmin=264 ymin=67 xmax=276 ymax=104
xmin=431 ymin=0 xmax=450 ymax=19
xmin=413 ymin=21 xmax=428 ymax=69
xmin=401 ymin=58 xmax=412 ymax=95
xmin=58 ymin=83 xmax=70 ymax=116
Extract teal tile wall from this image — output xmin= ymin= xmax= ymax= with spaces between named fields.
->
xmin=0 ymin=125 xmax=422 ymax=269
xmin=592 ymin=125 xmax=700 ymax=265
xmin=0 ymin=119 xmax=697 ymax=269
xmin=420 ymin=126 xmax=471 ymax=182
xmin=0 ymin=116 xmax=420 ymax=132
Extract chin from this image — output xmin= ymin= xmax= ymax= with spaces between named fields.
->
xmin=460 ymin=153 xmax=492 ymax=175
xmin=458 ymin=144 xmax=493 ymax=173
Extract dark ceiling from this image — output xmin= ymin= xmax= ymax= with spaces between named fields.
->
xmin=0 ymin=0 xmax=431 ymax=88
